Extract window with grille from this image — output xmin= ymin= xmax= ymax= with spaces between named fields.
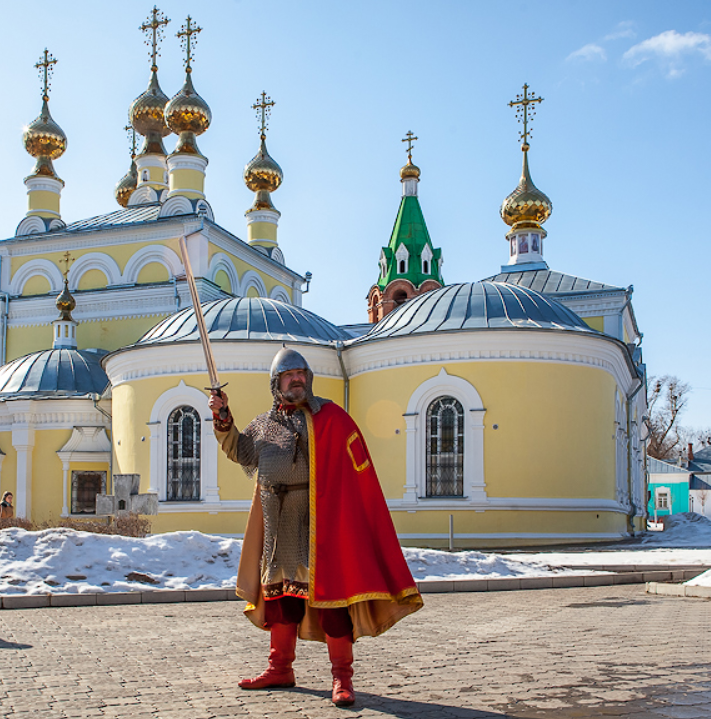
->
xmin=167 ymin=405 xmax=201 ymax=501
xmin=71 ymin=471 xmax=106 ymax=514
xmin=426 ymin=396 xmax=464 ymax=496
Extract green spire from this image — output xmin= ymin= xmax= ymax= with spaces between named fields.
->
xmin=377 ymin=194 xmax=442 ymax=290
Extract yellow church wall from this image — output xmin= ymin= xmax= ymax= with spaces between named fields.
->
xmin=77 ymin=269 xmax=108 ymax=291
xmin=349 ymin=360 xmax=617 ymax=502
xmin=213 ymin=270 xmax=231 ymax=294
xmin=207 ymin=245 xmax=292 ymax=300
xmin=30 ymin=428 xmax=72 ymax=523
xmin=169 ymin=169 xmax=204 ymax=199
xmin=151 ymin=512 xmax=249 ymax=535
xmin=5 ymin=315 xmax=169 ymax=361
xmin=21 ymin=275 xmax=52 ymax=297
xmin=583 ymin=316 xmax=604 ymax=332
xmin=137 ymin=262 xmax=170 ymax=284
xmin=27 ymin=191 xmax=60 ymax=216
xmin=111 ymin=383 xmax=146 ymax=481
xmin=247 ymin=221 xmax=277 ymax=244
xmin=246 ymin=287 xmax=259 ymax=298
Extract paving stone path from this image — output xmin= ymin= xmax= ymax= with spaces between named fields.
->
xmin=0 ymin=584 xmax=709 ymax=718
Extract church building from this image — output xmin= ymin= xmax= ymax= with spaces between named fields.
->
xmin=0 ymin=12 xmax=647 ymax=547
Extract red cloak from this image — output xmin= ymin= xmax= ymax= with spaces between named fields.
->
xmin=236 ymin=401 xmax=423 ymax=641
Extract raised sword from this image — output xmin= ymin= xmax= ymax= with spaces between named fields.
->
xmin=178 ymin=227 xmax=228 ymax=419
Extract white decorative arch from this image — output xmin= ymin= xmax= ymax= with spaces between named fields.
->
xmin=208 ymin=253 xmax=239 ymax=295
xmin=239 ymin=270 xmax=267 ymax=298
xmin=122 ymin=245 xmax=183 ymax=285
xmin=127 ymin=185 xmax=158 ymax=206
xmin=195 ymin=199 xmax=214 ymax=222
xmin=148 ymin=380 xmax=218 ymax=503
xmin=15 ymin=216 xmax=47 ymax=236
xmin=11 ymin=259 xmax=64 ymax=295
xmin=159 ymin=195 xmax=193 ymax=218
xmin=68 ymin=253 xmax=122 ymax=290
xmin=269 ymin=285 xmax=291 ymax=304
xmin=403 ymin=368 xmax=487 ymax=505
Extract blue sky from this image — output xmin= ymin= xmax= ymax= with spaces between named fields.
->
xmin=1 ymin=1 xmax=709 ymax=428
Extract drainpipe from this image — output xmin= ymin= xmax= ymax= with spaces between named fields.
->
xmin=335 ymin=341 xmax=349 ymax=413
xmin=171 ymin=276 xmax=180 ymax=312
xmin=0 ymin=257 xmax=9 ymax=364
xmin=626 ymin=380 xmax=644 ymax=534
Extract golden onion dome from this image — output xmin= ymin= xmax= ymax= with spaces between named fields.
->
xmin=56 ymin=279 xmax=76 ymax=320
xmin=500 ymin=148 xmax=552 ymax=228
xmin=165 ymin=72 xmax=211 ymax=136
xmin=244 ymin=137 xmax=283 ymax=193
xmin=23 ymin=98 xmax=67 ymax=161
xmin=400 ymin=161 xmax=421 ymax=180
xmin=114 ymin=159 xmax=138 ymax=208
xmin=129 ymin=70 xmax=171 ymax=138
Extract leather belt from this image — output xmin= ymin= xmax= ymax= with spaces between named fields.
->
xmin=261 ymin=482 xmax=309 ymax=497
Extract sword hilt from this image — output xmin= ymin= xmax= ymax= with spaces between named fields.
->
xmin=207 ymin=383 xmax=229 ymax=421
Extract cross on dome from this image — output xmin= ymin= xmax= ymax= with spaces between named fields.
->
xmin=35 ymin=49 xmax=57 ymax=101
xmin=402 ymin=130 xmax=418 ymax=162
xmin=508 ymin=83 xmax=543 ymax=150
xmin=140 ymin=6 xmax=170 ymax=71
xmin=177 ymin=15 xmax=202 ymax=71
xmin=253 ymin=92 xmax=275 ymax=139
xmin=60 ymin=251 xmax=74 ymax=279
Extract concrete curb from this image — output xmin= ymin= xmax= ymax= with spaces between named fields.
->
xmin=646 ymin=582 xmax=711 ymax=600
xmin=1 ymin=567 xmax=708 ymax=609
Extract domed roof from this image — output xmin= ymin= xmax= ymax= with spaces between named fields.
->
xmin=400 ymin=161 xmax=421 ymax=180
xmin=244 ymin=137 xmax=283 ymax=194
xmin=23 ymin=99 xmax=67 ymax=162
xmin=115 ymin=159 xmax=138 ymax=207
xmin=0 ymin=349 xmax=109 ymax=398
xmin=129 ymin=70 xmax=172 ymax=140
xmin=359 ymin=281 xmax=596 ymax=341
xmin=165 ymin=72 xmax=211 ymax=139
xmin=136 ymin=297 xmax=350 ymax=347
xmin=500 ymin=149 xmax=552 ymax=229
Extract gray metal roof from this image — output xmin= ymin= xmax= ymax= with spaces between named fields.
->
xmin=690 ymin=447 xmax=711 ymax=474
xmin=357 ymin=281 xmax=597 ymax=342
xmin=63 ymin=205 xmax=162 ymax=232
xmin=647 ymin=457 xmax=690 ymax=475
xmin=483 ymin=269 xmax=623 ymax=295
xmin=136 ymin=297 xmax=350 ymax=347
xmin=0 ymin=349 xmax=109 ymax=398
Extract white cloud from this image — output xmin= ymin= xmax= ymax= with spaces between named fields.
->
xmin=604 ymin=28 xmax=636 ymax=42
xmin=566 ymin=43 xmax=607 ymax=63
xmin=623 ymin=30 xmax=711 ymax=77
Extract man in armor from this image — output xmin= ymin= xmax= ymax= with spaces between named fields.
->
xmin=209 ymin=347 xmax=422 ymax=707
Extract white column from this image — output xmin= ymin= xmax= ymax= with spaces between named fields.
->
xmin=12 ymin=420 xmax=35 ymax=520
xmin=202 ymin=419 xmax=220 ymax=503
xmin=60 ymin=459 xmax=70 ymax=517
xmin=147 ymin=421 xmax=161 ymax=497
xmin=402 ymin=412 xmax=419 ymax=504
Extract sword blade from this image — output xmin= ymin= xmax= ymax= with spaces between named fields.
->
xmin=178 ymin=232 xmax=220 ymax=389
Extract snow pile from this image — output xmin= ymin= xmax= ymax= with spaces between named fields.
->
xmin=637 ymin=513 xmax=711 ymax=548
xmin=0 ymin=528 xmax=241 ymax=596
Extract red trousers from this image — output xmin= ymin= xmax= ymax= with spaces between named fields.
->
xmin=264 ymin=596 xmax=353 ymax=638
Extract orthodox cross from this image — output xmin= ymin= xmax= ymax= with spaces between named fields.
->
xmin=402 ymin=131 xmax=418 ymax=162
xmin=124 ymin=125 xmax=137 ymax=159
xmin=60 ymin=251 xmax=74 ymax=279
xmin=35 ymin=49 xmax=57 ymax=101
xmin=508 ymin=84 xmax=543 ymax=148
xmin=177 ymin=15 xmax=201 ymax=71
xmin=253 ymin=92 xmax=275 ymax=138
xmin=140 ymin=6 xmax=170 ymax=71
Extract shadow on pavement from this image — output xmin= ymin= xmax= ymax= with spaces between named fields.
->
xmin=0 ymin=639 xmax=33 ymax=650
xmin=292 ymin=686 xmax=514 ymax=717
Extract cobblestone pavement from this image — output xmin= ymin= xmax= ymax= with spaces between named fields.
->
xmin=0 ymin=585 xmax=709 ymax=719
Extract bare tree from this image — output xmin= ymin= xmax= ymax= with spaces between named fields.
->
xmin=698 ymin=488 xmax=709 ymax=517
xmin=647 ymin=375 xmax=691 ymax=459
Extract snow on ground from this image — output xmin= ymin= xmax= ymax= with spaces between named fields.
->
xmin=1 ymin=512 xmax=710 ymax=595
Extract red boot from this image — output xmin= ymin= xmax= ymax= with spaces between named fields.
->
xmin=239 ymin=623 xmax=297 ymax=690
xmin=327 ymin=635 xmax=355 ymax=707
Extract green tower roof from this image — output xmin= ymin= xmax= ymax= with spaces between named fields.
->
xmin=377 ymin=195 xmax=442 ymax=291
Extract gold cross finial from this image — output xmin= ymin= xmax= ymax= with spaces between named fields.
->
xmin=252 ymin=92 xmax=275 ymax=139
xmin=177 ymin=15 xmax=202 ymax=71
xmin=124 ymin=125 xmax=137 ymax=159
xmin=60 ymin=251 xmax=74 ymax=280
xmin=140 ymin=6 xmax=170 ymax=71
xmin=402 ymin=131 xmax=418 ymax=162
xmin=508 ymin=83 xmax=543 ymax=150
xmin=35 ymin=49 xmax=57 ymax=102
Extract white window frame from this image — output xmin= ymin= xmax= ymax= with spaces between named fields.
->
xmin=421 ymin=245 xmax=433 ymax=275
xmin=655 ymin=487 xmax=671 ymax=510
xmin=395 ymin=244 xmax=409 ymax=275
xmin=149 ymin=381 xmax=219 ymax=503
xmin=402 ymin=368 xmax=487 ymax=505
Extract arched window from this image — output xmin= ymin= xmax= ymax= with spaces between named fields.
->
xmin=423 ymin=260 xmax=429 ymax=274
xmin=426 ymin=396 xmax=464 ymax=496
xmin=167 ymin=406 xmax=201 ymax=501
xmin=399 ymin=260 xmax=406 ymax=273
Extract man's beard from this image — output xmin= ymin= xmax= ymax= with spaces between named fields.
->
xmin=281 ymin=382 xmax=306 ymax=404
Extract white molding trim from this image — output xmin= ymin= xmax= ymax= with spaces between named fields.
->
xmin=157 ymin=500 xmax=252 ymax=514
xmin=397 ymin=532 xmax=627 ymax=540
xmin=10 ymin=259 xmax=64 ymax=295
xmin=345 ymin=330 xmax=639 ymax=396
xmin=239 ymin=270 xmax=267 ymax=297
xmin=68 ymin=252 xmax=122 ymax=290
xmin=269 ymin=285 xmax=291 ymax=303
xmin=148 ymin=380 xmax=219 ymax=502
xmin=128 ymin=185 xmax=159 ymax=205
xmin=402 ymin=368 xmax=486 ymax=505
xmin=158 ymin=195 xmax=193 ymax=217
xmin=387 ymin=496 xmax=628 ymax=513
xmin=122 ymin=244 xmax=183 ymax=284
xmin=208 ymin=253 xmax=239 ymax=295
